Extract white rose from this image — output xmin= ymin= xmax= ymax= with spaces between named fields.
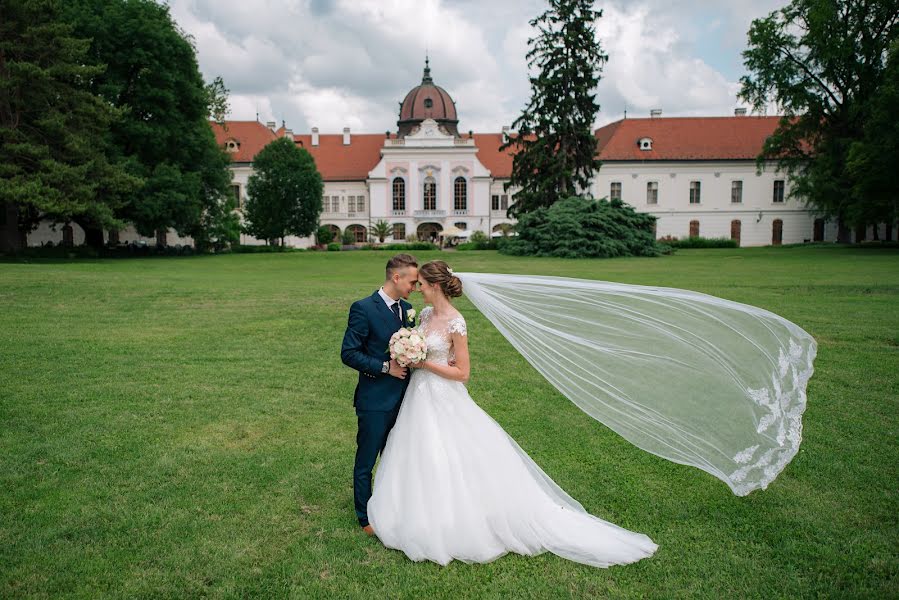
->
xmin=407 ymin=309 xmax=416 ymax=320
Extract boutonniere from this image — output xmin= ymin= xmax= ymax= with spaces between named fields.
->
xmin=405 ymin=308 xmax=417 ymax=325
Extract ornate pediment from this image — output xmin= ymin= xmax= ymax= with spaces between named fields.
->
xmin=404 ymin=119 xmax=455 ymax=147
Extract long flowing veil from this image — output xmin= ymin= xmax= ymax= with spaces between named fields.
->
xmin=457 ymin=272 xmax=816 ymax=496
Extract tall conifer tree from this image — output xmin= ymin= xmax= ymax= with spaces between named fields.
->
xmin=501 ymin=0 xmax=607 ymax=218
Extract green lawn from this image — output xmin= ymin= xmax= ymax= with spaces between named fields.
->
xmin=1 ymin=247 xmax=897 ymax=598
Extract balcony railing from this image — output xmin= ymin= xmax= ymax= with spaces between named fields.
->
xmin=391 ymin=209 xmax=407 ymax=216
xmin=452 ymin=209 xmax=469 ymax=216
xmin=413 ymin=210 xmax=446 ymax=219
xmin=321 ymin=211 xmax=368 ymax=219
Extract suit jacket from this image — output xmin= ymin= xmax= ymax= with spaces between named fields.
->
xmin=341 ymin=291 xmax=416 ymax=412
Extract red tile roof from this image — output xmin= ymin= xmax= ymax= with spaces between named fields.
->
xmin=210 ymin=116 xmax=784 ymax=181
xmin=209 ymin=121 xmax=277 ymax=163
xmin=594 ymin=116 xmax=782 ymax=161
xmin=292 ymin=133 xmax=391 ymax=181
xmin=474 ymin=133 xmax=516 ymax=178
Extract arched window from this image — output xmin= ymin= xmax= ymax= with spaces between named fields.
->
xmin=731 ymin=220 xmax=741 ymax=246
xmin=423 ymin=176 xmax=437 ymax=210
xmin=392 ymin=178 xmax=405 ymax=212
xmin=689 ymin=220 xmax=700 ymax=237
xmin=454 ymin=222 xmax=467 ymax=230
xmin=348 ymin=224 xmax=367 ymax=244
xmin=772 ymin=219 xmax=783 ymax=245
xmin=454 ymin=177 xmax=467 ymax=211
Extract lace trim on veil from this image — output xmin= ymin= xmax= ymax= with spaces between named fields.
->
xmin=455 ymin=272 xmax=817 ymax=496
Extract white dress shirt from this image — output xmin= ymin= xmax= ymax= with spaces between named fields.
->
xmin=378 ymin=287 xmax=403 ymax=321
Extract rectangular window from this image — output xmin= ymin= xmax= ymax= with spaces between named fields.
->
xmin=646 ymin=181 xmax=658 ymax=205
xmin=492 ymin=194 xmax=500 ymax=210
xmin=731 ymin=180 xmax=743 ymax=204
xmin=610 ymin=182 xmax=622 ymax=201
xmin=393 ymin=223 xmax=405 ymax=240
xmin=689 ymin=181 xmax=701 ymax=204
xmin=501 ymin=194 xmax=509 ymax=210
xmin=773 ymin=180 xmax=785 ymax=203
xmin=231 ymin=185 xmax=241 ymax=209
xmin=356 ymin=196 xmax=366 ymax=212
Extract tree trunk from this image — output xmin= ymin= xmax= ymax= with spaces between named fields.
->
xmin=872 ymin=225 xmax=880 ymax=241
xmin=837 ymin=219 xmax=851 ymax=243
xmin=0 ymin=203 xmax=24 ymax=253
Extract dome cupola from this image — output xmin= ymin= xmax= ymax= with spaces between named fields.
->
xmin=397 ymin=58 xmax=459 ymax=138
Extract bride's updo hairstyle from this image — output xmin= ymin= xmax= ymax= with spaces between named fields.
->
xmin=420 ymin=261 xmax=463 ymax=298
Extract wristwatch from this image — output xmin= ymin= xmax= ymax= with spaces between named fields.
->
xmin=382 ymin=361 xmax=390 ymax=374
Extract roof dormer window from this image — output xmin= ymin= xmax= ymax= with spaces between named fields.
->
xmin=638 ymin=137 xmax=653 ymax=151
xmin=225 ymin=139 xmax=240 ymax=153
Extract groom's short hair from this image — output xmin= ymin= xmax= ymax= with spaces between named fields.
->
xmin=386 ymin=254 xmax=418 ymax=279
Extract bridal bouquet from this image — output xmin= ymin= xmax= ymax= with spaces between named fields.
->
xmin=389 ymin=328 xmax=428 ymax=367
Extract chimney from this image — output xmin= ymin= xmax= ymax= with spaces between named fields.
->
xmin=650 ymin=109 xmax=662 ymax=119
xmin=283 ymin=128 xmax=293 ymax=138
xmin=734 ymin=107 xmax=747 ymax=117
xmin=501 ymin=125 xmax=510 ymax=139
xmin=343 ymin=127 xmax=351 ymax=145
xmin=311 ymin=127 xmax=319 ymax=146
xmin=266 ymin=120 xmax=276 ymax=130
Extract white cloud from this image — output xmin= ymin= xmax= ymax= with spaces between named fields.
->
xmin=166 ymin=0 xmax=785 ymax=132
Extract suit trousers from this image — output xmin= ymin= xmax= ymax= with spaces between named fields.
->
xmin=353 ymin=403 xmax=402 ymax=527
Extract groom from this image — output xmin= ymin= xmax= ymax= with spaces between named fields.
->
xmin=340 ymin=253 xmax=419 ymax=535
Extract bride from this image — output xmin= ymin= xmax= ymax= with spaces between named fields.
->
xmin=366 ymin=260 xmax=658 ymax=568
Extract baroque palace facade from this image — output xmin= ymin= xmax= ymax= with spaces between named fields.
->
xmin=214 ymin=65 xmax=851 ymax=248
xmin=30 ymin=62 xmax=892 ymax=248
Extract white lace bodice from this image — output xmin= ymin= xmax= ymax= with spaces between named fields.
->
xmin=417 ymin=306 xmax=467 ymax=365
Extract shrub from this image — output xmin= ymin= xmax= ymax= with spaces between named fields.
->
xmin=660 ymin=236 xmax=738 ymax=249
xmin=230 ymin=244 xmax=305 ymax=253
xmin=499 ymin=196 xmax=663 ymax=258
xmin=372 ymin=242 xmax=439 ymax=251
xmin=469 ymin=230 xmax=490 ymax=245
xmin=315 ymin=225 xmax=334 ymax=245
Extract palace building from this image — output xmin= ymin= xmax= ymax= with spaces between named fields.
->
xmin=28 ymin=61 xmax=890 ymax=249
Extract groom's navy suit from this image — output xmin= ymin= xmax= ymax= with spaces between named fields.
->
xmin=341 ymin=290 xmax=415 ymax=527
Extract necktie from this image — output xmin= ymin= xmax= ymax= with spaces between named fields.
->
xmin=390 ymin=302 xmax=401 ymax=322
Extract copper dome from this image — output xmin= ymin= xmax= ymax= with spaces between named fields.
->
xmin=397 ymin=59 xmax=460 ymax=138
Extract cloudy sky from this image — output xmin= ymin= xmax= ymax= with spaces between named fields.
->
xmin=167 ymin=0 xmax=784 ymax=134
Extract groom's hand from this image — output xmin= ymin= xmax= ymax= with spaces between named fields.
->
xmin=388 ymin=359 xmax=408 ymax=379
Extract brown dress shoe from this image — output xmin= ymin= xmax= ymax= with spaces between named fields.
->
xmin=362 ymin=524 xmax=375 ymax=536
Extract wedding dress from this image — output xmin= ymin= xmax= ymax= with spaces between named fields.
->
xmin=367 ymin=306 xmax=657 ymax=568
